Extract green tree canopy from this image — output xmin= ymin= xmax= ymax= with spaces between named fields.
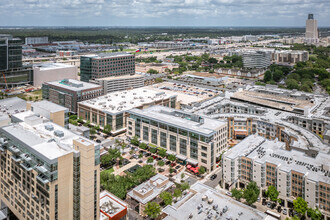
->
xmin=167 ymin=154 xmax=176 ymax=161
xmin=157 ymin=160 xmax=165 ymax=166
xmin=160 ymin=191 xmax=173 ymax=206
xmin=173 ymin=188 xmax=182 ymax=198
xmin=144 ymin=202 xmax=161 ymax=219
xmin=180 ymin=182 xmax=190 ymax=192
xmin=293 ymin=197 xmax=308 ymax=216
xmin=307 ymin=207 xmax=323 ymax=220
xmin=231 ymin=188 xmax=243 ymax=201
xmin=157 ymin=148 xmax=167 ymax=157
xmin=286 ymin=79 xmax=300 ymax=90
xmin=130 ymin=136 xmax=139 ymax=146
xmin=265 ymin=185 xmax=279 ymax=202
xmin=147 ymin=69 xmax=159 ymax=74
xmin=264 ymin=71 xmax=272 ymax=82
xmin=147 ymin=157 xmax=154 ymax=163
xmin=273 ymin=70 xmax=284 ymax=82
xmin=198 ymin=166 xmax=206 ymax=175
xmin=139 ymin=142 xmax=148 ymax=150
xmin=243 ymin=181 xmax=260 ymax=205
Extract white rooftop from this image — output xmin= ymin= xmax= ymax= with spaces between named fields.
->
xmin=163 ymin=182 xmax=268 ymax=220
xmin=46 ymin=79 xmax=101 ymax=92
xmin=96 ymin=74 xmax=143 ymax=81
xmin=225 ymin=135 xmax=330 ymax=184
xmin=33 ymin=62 xmax=75 ymax=70
xmin=1 ymin=116 xmax=95 ymax=163
xmin=128 ymin=105 xmax=226 ymax=136
xmin=79 ymin=87 xmax=176 ymax=114
xmin=31 ymin=100 xmax=68 ymax=113
xmin=0 ymin=97 xmax=26 ymax=115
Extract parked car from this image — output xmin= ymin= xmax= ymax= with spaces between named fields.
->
xmin=171 ymin=163 xmax=176 ymax=167
xmin=158 ymin=168 xmax=165 ymax=172
xmin=267 ymin=202 xmax=271 ymax=208
xmin=277 ymin=206 xmax=282 ymax=213
xmin=175 ymin=165 xmax=181 ymax=169
xmin=146 ymin=153 xmax=151 ymax=157
xmin=96 ymin=139 xmax=101 ymax=143
xmin=166 ymin=161 xmax=171 ymax=165
xmin=282 ymin=208 xmax=287 ymax=215
xmin=226 ymin=191 xmax=232 ymax=197
xmin=210 ymin=174 xmax=217 ymax=180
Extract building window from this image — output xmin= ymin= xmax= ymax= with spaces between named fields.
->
xmin=190 ymin=140 xmax=198 ymax=160
xmin=180 ymin=139 xmax=187 ymax=156
xmin=143 ymin=126 xmax=149 ymax=141
xmin=170 ymin=135 xmax=176 ymax=152
xmin=160 ymin=132 xmax=167 ymax=148
xmin=151 ymin=129 xmax=158 ymax=145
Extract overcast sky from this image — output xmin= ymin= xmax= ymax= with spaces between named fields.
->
xmin=1 ymin=0 xmax=329 ymax=27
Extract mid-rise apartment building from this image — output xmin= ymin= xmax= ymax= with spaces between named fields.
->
xmin=78 ymin=88 xmax=177 ymax=135
xmin=42 ymin=79 xmax=103 ymax=113
xmin=80 ymin=53 xmax=135 ymax=82
xmin=242 ymin=51 xmax=271 ymax=69
xmin=126 ymin=106 xmax=227 ymax=171
xmin=0 ymin=116 xmax=100 ymax=220
xmin=222 ymin=135 xmax=330 ymax=217
xmin=274 ymin=50 xmax=309 ymax=64
xmin=92 ymin=74 xmax=144 ymax=94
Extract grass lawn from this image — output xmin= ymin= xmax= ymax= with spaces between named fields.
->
xmin=101 ymin=167 xmax=114 ymax=176
xmin=13 ymin=89 xmax=43 ymax=101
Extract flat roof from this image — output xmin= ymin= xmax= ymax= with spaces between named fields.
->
xmin=128 ymin=105 xmax=226 ymax=136
xmin=79 ymin=87 xmax=176 ymax=114
xmin=33 ymin=62 xmax=75 ymax=70
xmin=31 ymin=100 xmax=68 ymax=113
xmin=96 ymin=74 xmax=144 ymax=81
xmin=1 ymin=116 xmax=95 ymax=163
xmin=82 ymin=52 xmax=134 ymax=59
xmin=0 ymin=97 xmax=26 ymax=115
xmin=46 ymin=79 xmax=101 ymax=92
xmin=100 ymin=190 xmax=127 ymax=219
xmin=224 ymin=135 xmax=330 ymax=184
xmin=127 ymin=174 xmax=174 ymax=205
xmin=163 ymin=182 xmax=268 ymax=220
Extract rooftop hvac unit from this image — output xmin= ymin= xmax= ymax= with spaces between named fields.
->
xmin=54 ymin=130 xmax=64 ymax=137
xmin=45 ymin=124 xmax=54 ymax=131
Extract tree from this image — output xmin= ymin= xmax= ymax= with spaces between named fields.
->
xmin=77 ymin=116 xmax=84 ymax=124
xmin=147 ymin=69 xmax=159 ymax=74
xmin=108 ymin=148 xmax=122 ymax=162
xmin=301 ymin=83 xmax=312 ymax=93
xmin=167 ymin=154 xmax=176 ymax=161
xmin=307 ymin=207 xmax=322 ymax=220
xmin=173 ymin=188 xmax=182 ymax=199
xmin=103 ymin=124 xmax=111 ymax=134
xmin=139 ymin=142 xmax=147 ymax=150
xmin=90 ymin=127 xmax=96 ymax=135
xmin=287 ymin=72 xmax=301 ymax=81
xmin=144 ymin=202 xmax=161 ymax=219
xmin=293 ymin=197 xmax=308 ymax=216
xmin=231 ymin=188 xmax=243 ymax=201
xmin=273 ymin=70 xmax=284 ymax=82
xmin=208 ymin=57 xmax=218 ymax=64
xmin=147 ymin=157 xmax=154 ymax=163
xmin=160 ymin=191 xmax=173 ymax=206
xmin=243 ymin=181 xmax=260 ymax=205
xmin=265 ymin=185 xmax=279 ymax=202
xmin=198 ymin=166 xmax=206 ymax=175
xmin=180 ymin=182 xmax=190 ymax=192
xmin=157 ymin=160 xmax=165 ymax=166
xmin=150 ymin=147 xmax=157 ymax=154
xmin=181 ymin=173 xmax=185 ymax=179
xmin=263 ymin=71 xmax=272 ymax=82
xmin=286 ymin=79 xmax=300 ymax=90
xmin=130 ymin=136 xmax=139 ymax=146
xmin=94 ymin=124 xmax=100 ymax=130
xmin=157 ymin=148 xmax=167 ymax=157
xmin=29 ymin=96 xmax=33 ymax=101
xmin=84 ymin=120 xmax=90 ymax=127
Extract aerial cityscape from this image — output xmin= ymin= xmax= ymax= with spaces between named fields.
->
xmin=0 ymin=2 xmax=329 ymax=220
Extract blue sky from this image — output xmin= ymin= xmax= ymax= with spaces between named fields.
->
xmin=1 ymin=0 xmax=329 ymax=26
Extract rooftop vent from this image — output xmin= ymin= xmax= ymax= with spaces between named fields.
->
xmin=54 ymin=130 xmax=64 ymax=137
xmin=45 ymin=124 xmax=54 ymax=131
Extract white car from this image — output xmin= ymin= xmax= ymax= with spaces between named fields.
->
xmin=226 ymin=191 xmax=232 ymax=197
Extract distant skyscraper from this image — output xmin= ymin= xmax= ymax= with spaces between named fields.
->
xmin=305 ymin=13 xmax=318 ymax=43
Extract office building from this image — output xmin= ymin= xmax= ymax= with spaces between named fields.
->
xmin=100 ymin=190 xmax=128 ymax=220
xmin=42 ymin=79 xmax=103 ymax=113
xmin=162 ymin=182 xmax=268 ymax=220
xmin=0 ymin=35 xmax=33 ymax=88
xmin=0 ymin=116 xmax=100 ymax=219
xmin=25 ymin=37 xmax=48 ymax=45
xmin=33 ymin=63 xmax=78 ymax=87
xmin=126 ymin=174 xmax=174 ymax=216
xmin=242 ymin=51 xmax=271 ymax=69
xmin=80 ymin=52 xmax=135 ymax=82
xmin=222 ymin=135 xmax=330 ymax=216
xmin=305 ymin=14 xmax=318 ymax=43
xmin=126 ymin=106 xmax=227 ymax=171
xmin=92 ymin=74 xmax=144 ymax=94
xmin=78 ymin=88 xmax=177 ymax=135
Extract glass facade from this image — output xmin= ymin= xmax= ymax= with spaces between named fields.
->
xmin=143 ymin=126 xmax=149 ymax=141
xmin=160 ymin=132 xmax=167 ymax=148
xmin=80 ymin=56 xmax=93 ymax=82
xmin=170 ymin=135 xmax=176 ymax=152
xmin=115 ymin=113 xmax=123 ymax=130
xmin=180 ymin=139 xmax=187 ymax=156
xmin=151 ymin=129 xmax=158 ymax=145
xmin=190 ymin=139 xmax=198 ymax=160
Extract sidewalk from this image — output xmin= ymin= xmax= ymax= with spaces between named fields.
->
xmin=113 ymin=160 xmax=138 ymax=176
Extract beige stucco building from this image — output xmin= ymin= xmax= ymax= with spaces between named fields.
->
xmin=0 ymin=116 xmax=100 ymax=220
xmin=127 ymin=106 xmax=227 ymax=172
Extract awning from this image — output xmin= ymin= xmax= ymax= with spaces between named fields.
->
xmin=187 ymin=158 xmax=198 ymax=166
xmin=167 ymin=150 xmax=177 ymax=156
xmin=234 ymin=130 xmax=248 ymax=136
xmin=187 ymin=165 xmax=192 ymax=169
xmin=176 ymin=154 xmax=187 ymax=161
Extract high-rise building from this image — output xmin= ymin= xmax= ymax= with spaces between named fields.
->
xmin=305 ymin=13 xmax=318 ymax=43
xmin=0 ymin=116 xmax=100 ymax=219
xmin=242 ymin=51 xmax=271 ymax=69
xmin=0 ymin=34 xmax=33 ymax=88
xmin=80 ymin=52 xmax=135 ymax=82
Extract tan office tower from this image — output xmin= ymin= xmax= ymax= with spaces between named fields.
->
xmin=0 ymin=116 xmax=100 ymax=220
xmin=305 ymin=14 xmax=318 ymax=43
